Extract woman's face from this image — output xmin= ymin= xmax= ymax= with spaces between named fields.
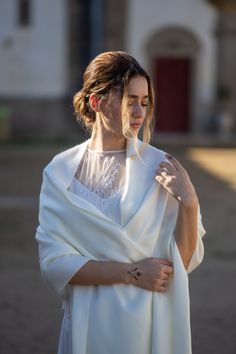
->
xmin=126 ymin=75 xmax=149 ymax=132
xmin=100 ymin=75 xmax=149 ymax=135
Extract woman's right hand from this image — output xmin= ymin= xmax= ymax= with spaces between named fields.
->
xmin=126 ymin=257 xmax=173 ymax=292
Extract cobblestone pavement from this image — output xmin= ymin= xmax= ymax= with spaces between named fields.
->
xmin=0 ymin=142 xmax=235 ymax=354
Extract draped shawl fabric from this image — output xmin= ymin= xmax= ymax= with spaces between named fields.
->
xmin=35 ymin=138 xmax=205 ymax=354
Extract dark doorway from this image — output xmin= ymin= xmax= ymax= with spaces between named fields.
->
xmin=154 ymin=58 xmax=191 ymax=132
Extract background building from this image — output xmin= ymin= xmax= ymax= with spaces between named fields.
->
xmin=0 ymin=0 xmax=235 ymax=140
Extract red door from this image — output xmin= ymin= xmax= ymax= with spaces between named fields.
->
xmin=154 ymin=58 xmax=191 ymax=132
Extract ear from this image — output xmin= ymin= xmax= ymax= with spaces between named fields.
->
xmin=89 ymin=93 xmax=101 ymax=112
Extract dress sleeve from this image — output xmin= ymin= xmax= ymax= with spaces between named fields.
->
xmin=35 ymin=168 xmax=91 ymax=296
xmin=186 ymin=205 xmax=206 ymax=274
xmin=36 ymin=226 xmax=91 ymax=295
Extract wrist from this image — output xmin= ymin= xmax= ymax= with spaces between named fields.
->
xmin=122 ymin=263 xmax=133 ymax=284
xmin=123 ymin=263 xmax=143 ymax=285
xmin=179 ymin=194 xmax=198 ymax=209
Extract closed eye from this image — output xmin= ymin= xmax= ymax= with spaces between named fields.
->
xmin=128 ymin=100 xmax=149 ymax=107
xmin=127 ymin=100 xmax=134 ymax=107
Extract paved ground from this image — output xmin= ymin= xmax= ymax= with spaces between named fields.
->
xmin=0 ymin=140 xmax=235 ymax=354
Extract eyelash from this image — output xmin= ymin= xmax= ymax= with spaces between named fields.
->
xmin=128 ymin=102 xmax=148 ymax=107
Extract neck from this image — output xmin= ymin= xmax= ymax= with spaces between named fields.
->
xmin=89 ymin=124 xmax=127 ymax=152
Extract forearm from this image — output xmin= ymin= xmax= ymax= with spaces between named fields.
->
xmin=69 ymin=260 xmax=130 ymax=286
xmin=174 ymin=198 xmax=198 ymax=269
xmin=69 ymin=258 xmax=174 ymax=292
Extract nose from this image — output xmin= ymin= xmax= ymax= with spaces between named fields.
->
xmin=132 ymin=103 xmax=144 ymax=119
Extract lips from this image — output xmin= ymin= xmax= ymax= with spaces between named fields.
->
xmin=130 ymin=123 xmax=142 ymax=129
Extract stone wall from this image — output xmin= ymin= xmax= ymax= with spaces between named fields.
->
xmin=0 ymin=97 xmax=84 ymax=140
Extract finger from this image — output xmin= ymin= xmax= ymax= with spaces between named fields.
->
xmin=155 ymin=175 xmax=165 ymax=183
xmin=156 ymin=167 xmax=164 ymax=175
xmin=165 ymin=154 xmax=183 ymax=170
xmin=158 ymin=279 xmax=169 ymax=287
xmin=158 ymin=282 xmax=169 ymax=292
xmin=157 ymin=259 xmax=173 ymax=266
xmin=157 ymin=167 xmax=172 ymax=177
xmin=157 ymin=170 xmax=169 ymax=178
xmin=159 ymin=162 xmax=176 ymax=175
xmin=162 ymin=265 xmax=173 ymax=274
xmin=162 ymin=280 xmax=169 ymax=287
xmin=161 ymin=274 xmax=169 ymax=280
xmin=154 ymin=280 xmax=168 ymax=292
xmin=155 ymin=172 xmax=171 ymax=184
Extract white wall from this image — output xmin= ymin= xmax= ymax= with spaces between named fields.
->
xmin=126 ymin=0 xmax=218 ymax=103
xmin=0 ymin=0 xmax=68 ymax=97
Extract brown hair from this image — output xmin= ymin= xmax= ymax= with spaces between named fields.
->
xmin=73 ymin=51 xmax=154 ymax=145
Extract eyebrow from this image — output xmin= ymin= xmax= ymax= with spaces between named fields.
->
xmin=127 ymin=95 xmax=149 ymax=99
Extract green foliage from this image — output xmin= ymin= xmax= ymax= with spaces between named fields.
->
xmin=0 ymin=105 xmax=11 ymax=120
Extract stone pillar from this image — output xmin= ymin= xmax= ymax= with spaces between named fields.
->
xmin=68 ymin=0 xmax=91 ymax=94
xmin=208 ymin=0 xmax=236 ymax=135
xmin=104 ymin=0 xmax=127 ymax=50
xmin=63 ymin=0 xmax=91 ymax=139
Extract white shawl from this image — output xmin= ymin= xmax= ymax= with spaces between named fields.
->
xmin=35 ymin=138 xmax=205 ymax=354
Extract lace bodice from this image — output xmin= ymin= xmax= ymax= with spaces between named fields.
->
xmin=70 ymin=147 xmax=126 ymax=224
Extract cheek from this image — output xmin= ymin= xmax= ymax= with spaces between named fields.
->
xmin=142 ymin=107 xmax=148 ymax=117
xmin=109 ymin=105 xmax=122 ymax=127
xmin=105 ymin=101 xmax=120 ymax=118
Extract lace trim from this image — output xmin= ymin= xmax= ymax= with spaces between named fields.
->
xmin=75 ymin=148 xmax=126 ymax=199
xmin=71 ymin=147 xmax=126 ymax=224
xmin=72 ymin=178 xmax=122 ymax=224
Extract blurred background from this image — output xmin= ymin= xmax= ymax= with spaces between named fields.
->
xmin=0 ymin=0 xmax=235 ymax=353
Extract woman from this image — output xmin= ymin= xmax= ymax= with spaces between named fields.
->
xmin=36 ymin=51 xmax=205 ymax=354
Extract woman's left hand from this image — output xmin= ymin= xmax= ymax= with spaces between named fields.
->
xmin=155 ymin=154 xmax=198 ymax=206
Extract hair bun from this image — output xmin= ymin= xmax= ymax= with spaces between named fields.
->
xmin=73 ymin=91 xmax=95 ymax=130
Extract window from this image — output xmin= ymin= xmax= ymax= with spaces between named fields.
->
xmin=18 ymin=0 xmax=31 ymax=26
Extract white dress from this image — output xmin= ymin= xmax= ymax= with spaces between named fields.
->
xmin=36 ymin=139 xmax=205 ymax=354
